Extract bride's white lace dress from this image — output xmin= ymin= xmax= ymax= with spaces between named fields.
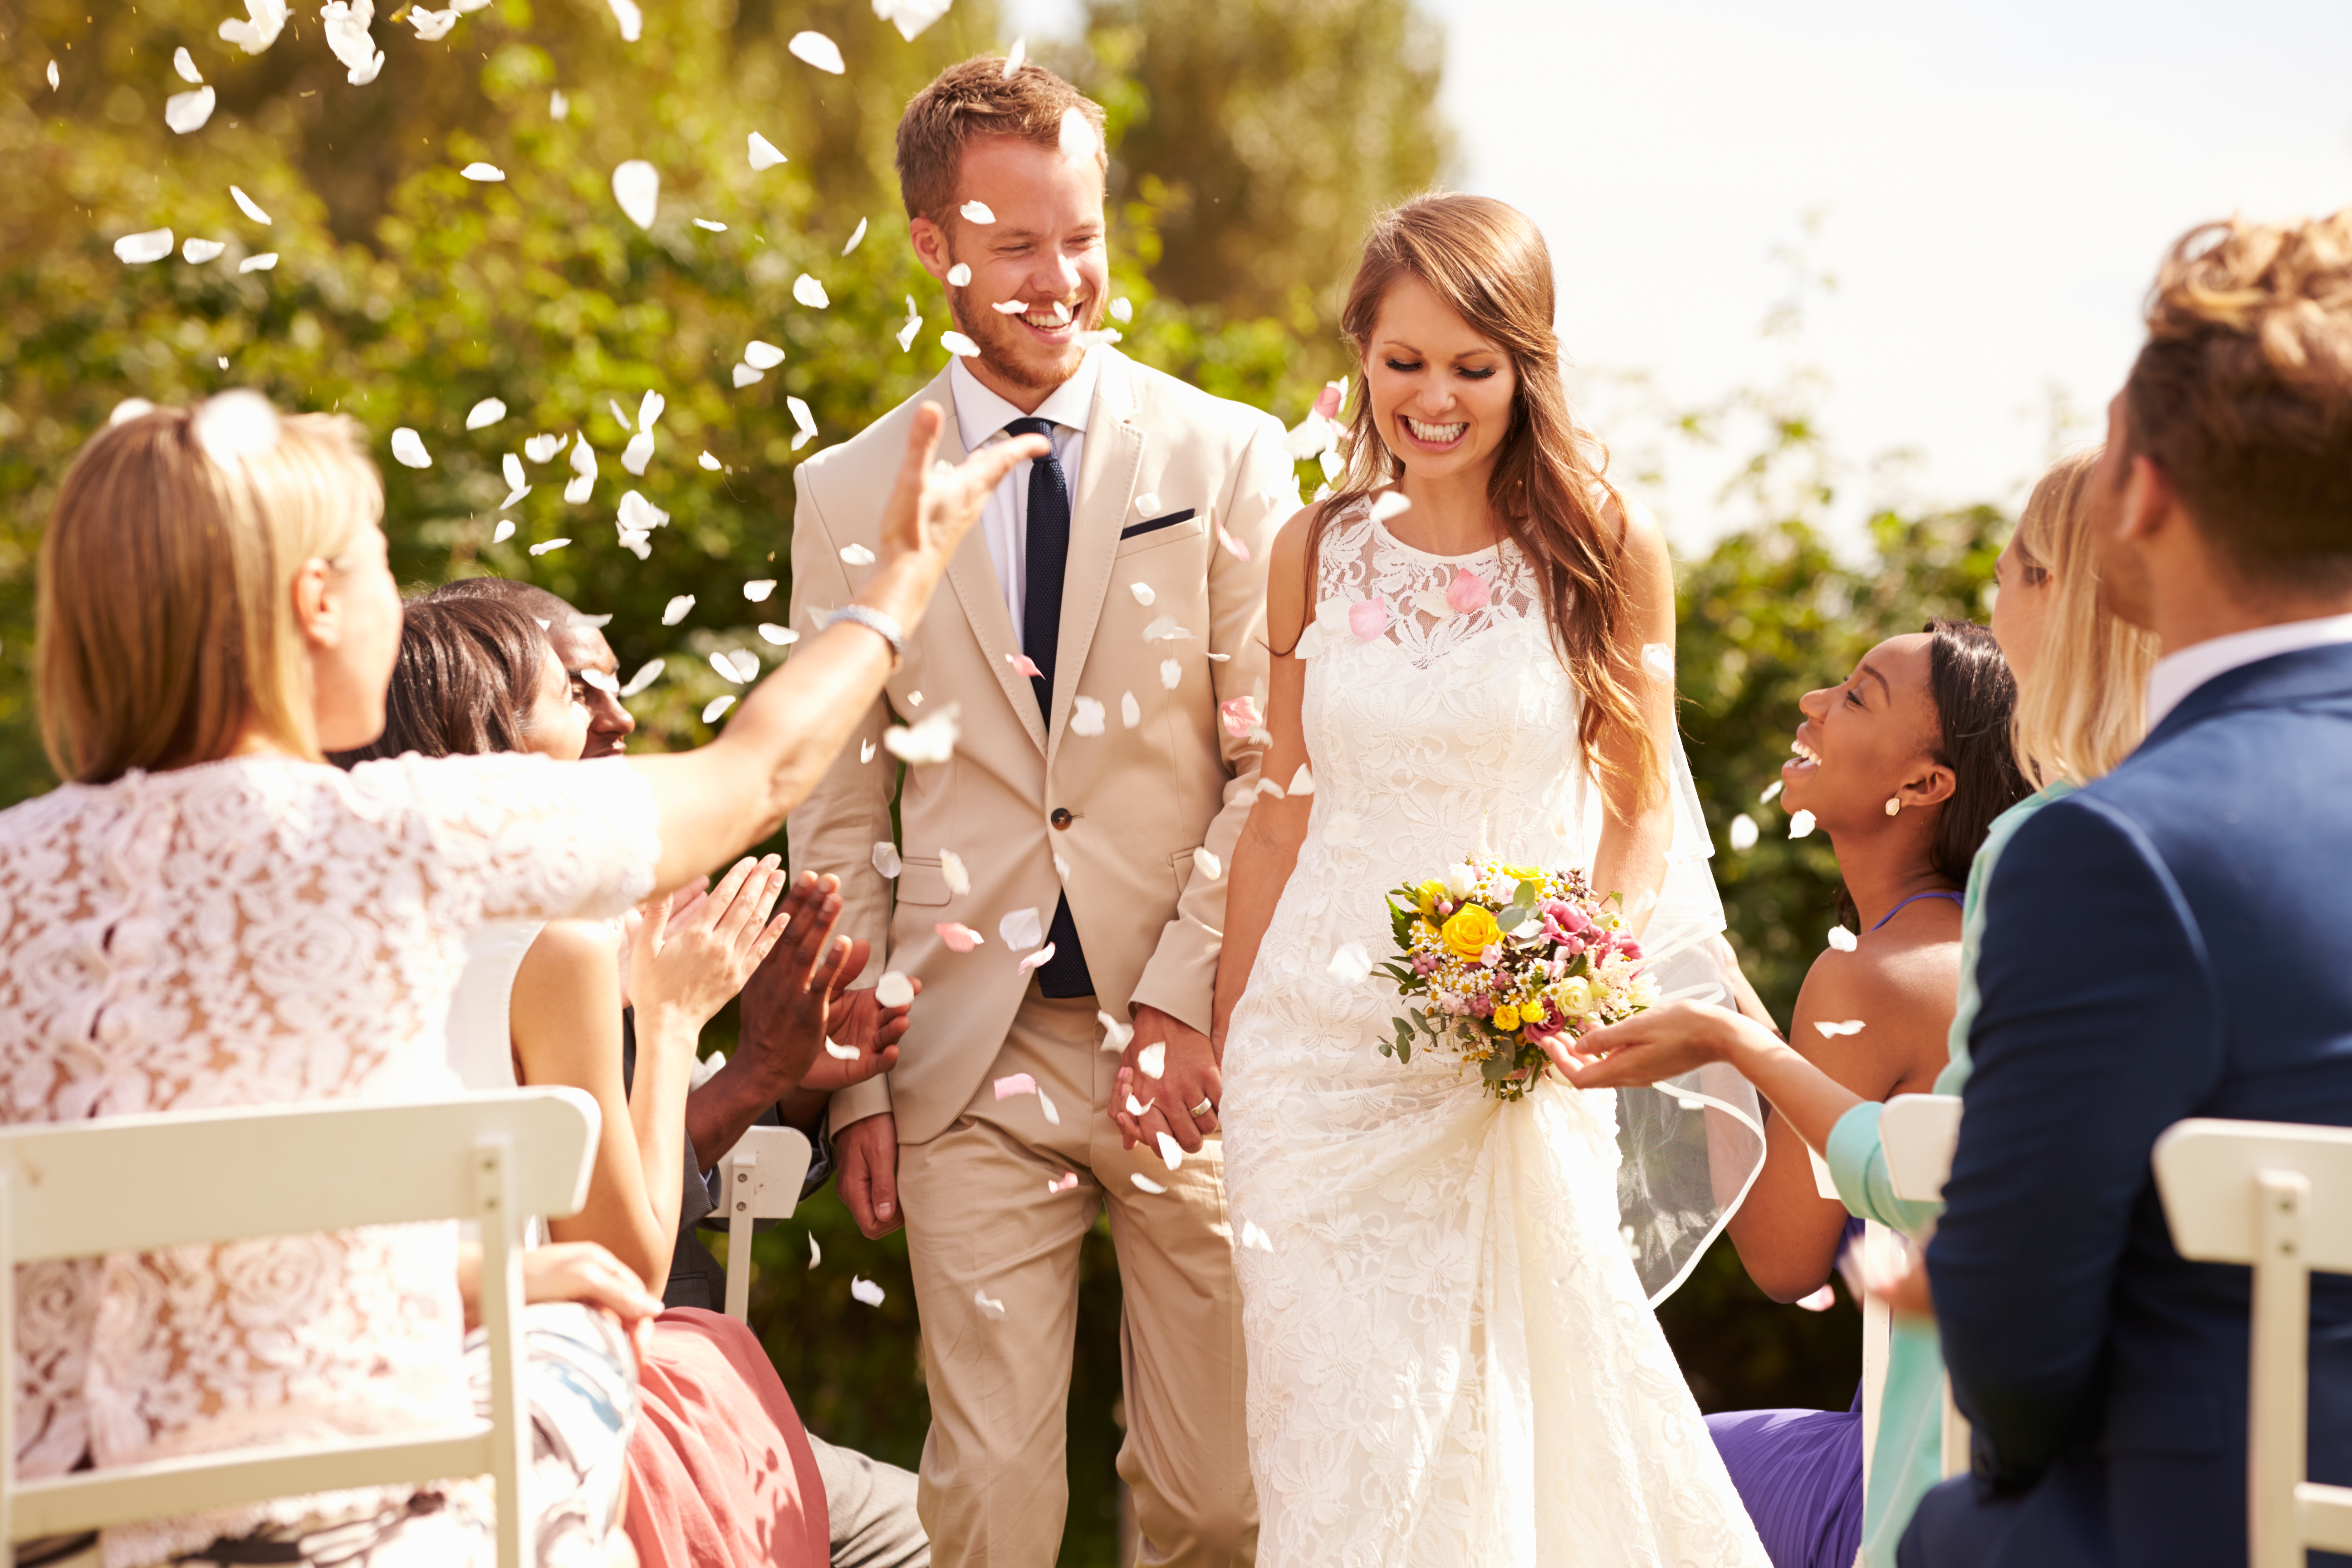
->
xmin=1220 ymin=498 xmax=1769 ymax=1567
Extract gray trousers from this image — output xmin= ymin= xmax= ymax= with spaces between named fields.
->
xmin=808 ymin=1433 xmax=930 ymax=1568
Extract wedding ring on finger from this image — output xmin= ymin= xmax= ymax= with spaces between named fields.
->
xmin=1189 ymin=1097 xmax=1215 ymax=1119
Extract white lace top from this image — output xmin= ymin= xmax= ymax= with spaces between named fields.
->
xmin=0 ymin=751 xmax=660 ymax=1566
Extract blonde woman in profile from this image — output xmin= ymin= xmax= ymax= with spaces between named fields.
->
xmin=1212 ymin=193 xmax=1770 ymax=1566
xmin=0 ymin=392 xmax=1035 ymax=1568
xmin=1571 ymin=447 xmax=2159 ymax=1567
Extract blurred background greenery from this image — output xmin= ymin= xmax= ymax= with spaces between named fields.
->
xmin=0 ymin=0 xmax=2008 ymax=1561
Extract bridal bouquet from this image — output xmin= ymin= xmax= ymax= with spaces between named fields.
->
xmin=1376 ymin=854 xmax=1656 ymax=1101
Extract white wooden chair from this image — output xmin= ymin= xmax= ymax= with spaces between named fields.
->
xmin=1806 ymin=1143 xmax=1896 ymax=1494
xmin=2153 ymin=1117 xmax=2352 ymax=1568
xmin=719 ymin=1125 xmax=813 ymax=1323
xmin=1881 ymin=1091 xmax=1972 ymax=1479
xmin=1 ymin=1089 xmax=600 ymax=1568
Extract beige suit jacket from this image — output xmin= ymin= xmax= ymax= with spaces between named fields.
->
xmin=786 ymin=349 xmax=1293 ymax=1144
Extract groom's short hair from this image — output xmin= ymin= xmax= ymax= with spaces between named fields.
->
xmin=895 ymin=55 xmax=1107 ymax=226
xmin=2126 ymin=210 xmax=2352 ymax=593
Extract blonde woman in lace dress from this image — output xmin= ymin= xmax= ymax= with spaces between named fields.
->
xmin=1 ymin=394 xmax=1040 ymax=1568
xmin=1212 ymin=196 xmax=1770 ymax=1566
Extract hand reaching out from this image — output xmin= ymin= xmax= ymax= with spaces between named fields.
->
xmin=630 ymin=854 xmax=790 ymax=1044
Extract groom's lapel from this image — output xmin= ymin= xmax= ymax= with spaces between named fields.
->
xmin=924 ymin=369 xmax=1049 ymax=755
xmin=1050 ymin=351 xmax=1143 ymax=764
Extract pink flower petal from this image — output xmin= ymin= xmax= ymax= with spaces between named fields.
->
xmin=1216 ymin=522 xmax=1250 ymax=562
xmin=1348 ymin=597 xmax=1390 ymax=639
xmin=993 ymin=1073 xmax=1039 ymax=1100
xmin=1046 ymin=1171 xmax=1079 ymax=1194
xmin=1005 ymin=652 xmax=1044 ymax=679
xmin=936 ymin=922 xmax=985 ymax=952
xmin=1794 ymin=1283 xmax=1837 ymax=1312
xmin=1311 ymin=382 xmax=1344 ymax=421
xmin=1445 ymin=566 xmax=1490 ymax=615
xmin=1017 ymin=941 xmax=1057 ymax=976
xmin=1218 ymin=694 xmax=1263 ymax=740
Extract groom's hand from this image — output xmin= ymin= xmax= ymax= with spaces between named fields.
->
xmin=836 ymin=1112 xmax=903 ymax=1237
xmin=1110 ymin=1005 xmax=1222 ymax=1155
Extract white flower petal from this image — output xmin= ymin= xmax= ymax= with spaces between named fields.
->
xmin=1788 ymin=809 xmax=1818 ymax=838
xmin=662 ymin=594 xmax=695 ymax=626
xmin=941 ymin=330 xmax=981 ymax=358
xmin=999 ymin=906 xmax=1043 ymax=952
xmin=491 ymin=518 xmax=515 ymax=544
xmin=621 ymin=430 xmax=654 ymax=475
xmin=807 ymin=1231 xmax=821 ymax=1269
xmin=611 ymin=159 xmax=658 ymax=230
xmin=1327 ymin=941 xmax=1372 ymax=984
xmin=47 ymin=59 xmax=60 ymax=88
xmin=1110 ymin=296 xmax=1133 ymax=323
xmin=1194 ymin=847 xmax=1221 ymax=880
xmin=165 ymin=86 xmax=216 ymax=133
xmin=501 ymin=453 xmax=525 ymax=489
xmin=882 ymin=704 xmax=960 ymax=765
xmin=876 ymin=969 xmax=916 ymax=1008
xmin=604 ymin=0 xmax=641 ymax=41
xmin=710 ymin=651 xmax=750 ymax=686
xmin=744 ymin=339 xmax=786 ymax=370
xmin=743 ymin=578 xmax=777 ymax=602
xmin=524 ymin=432 xmax=564 ymax=463
xmin=409 ymin=6 xmax=457 ymax=39
xmin=181 ymin=237 xmax=225 ymax=263
xmin=1120 ymin=691 xmax=1141 ymax=728
xmin=389 ymin=427 xmax=431 ymax=469
xmin=1131 ymin=1173 xmax=1167 ymax=1195
xmin=617 ymin=490 xmax=668 ymax=532
xmin=619 ymin=658 xmax=664 ymax=696
xmin=527 ymin=538 xmax=569 ymax=555
xmin=1287 ymin=764 xmax=1314 ymax=796
xmin=747 ymin=131 xmax=789 ymax=171
xmin=1156 ymin=1132 xmax=1184 ymax=1171
xmin=175 ymin=46 xmax=206 ymax=83
xmin=1641 ymin=642 xmax=1675 ymax=682
xmin=1813 ymin=1019 xmax=1867 ymax=1037
xmin=467 ymin=398 xmax=507 ymax=431
xmin=1826 ymin=925 xmax=1858 ymax=953
xmin=787 ymin=30 xmax=845 ymax=73
xmin=227 ymin=186 xmax=272 ymax=226
xmin=960 ymin=200 xmax=995 ymax=224
xmin=732 ymin=363 xmax=764 ymax=388
xmin=702 ymin=694 xmax=737 ymax=723
xmin=873 ymin=0 xmax=952 ymax=41
xmin=946 ymin=262 xmax=971 ymax=287
xmin=1000 ymin=36 xmax=1024 ymax=76
xmin=218 ymin=0 xmax=290 ymax=54
xmin=1728 ymin=813 xmax=1759 ymax=852
xmin=1069 ymin=696 xmax=1105 ymax=736
xmin=1760 ymin=779 xmax=1784 ymax=804
xmin=794 ymin=273 xmax=829 ymax=309
xmin=849 ymin=1274 xmax=884 ymax=1307
xmin=840 ymin=543 xmax=876 ymax=565
xmin=758 ymin=622 xmax=798 ymax=646
xmin=1057 ymin=106 xmax=1098 ymax=162
xmin=460 ymin=162 xmax=504 ymax=181
xmin=729 ymin=648 xmax=761 ymax=682
xmin=940 ymin=849 xmax=970 ymax=896
xmin=699 ymin=451 xmax=722 ymax=470
xmin=872 ymin=843 xmax=903 ymax=879
xmin=842 ymin=217 xmax=868 ymax=255
xmin=1159 ymin=658 xmax=1182 ymax=691
xmin=1127 ymin=582 xmax=1156 ymax=607
xmin=694 ymin=218 xmax=727 ymax=231
xmin=548 ymin=88 xmax=568 ymax=118
xmin=570 ymin=436 xmax=596 ymax=477
xmin=238 ymin=251 xmax=279 ymax=272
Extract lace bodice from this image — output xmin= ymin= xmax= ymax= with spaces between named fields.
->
xmin=1218 ymin=495 xmax=1766 ymax=1565
xmin=0 ymin=752 xmax=659 ymax=1567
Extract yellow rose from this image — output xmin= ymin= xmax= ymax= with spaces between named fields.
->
xmin=1441 ymin=905 xmax=1501 ymax=961
xmin=1554 ymin=976 xmax=1595 ymax=1016
xmin=1519 ymin=997 xmax=1547 ymax=1024
xmin=1414 ymin=879 xmax=1447 ymax=915
xmin=1491 ymin=1003 xmax=1521 ymax=1032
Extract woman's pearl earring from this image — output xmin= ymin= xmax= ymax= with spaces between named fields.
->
xmin=1885 ymin=797 xmax=1902 ymax=816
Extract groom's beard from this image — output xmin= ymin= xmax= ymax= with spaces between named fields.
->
xmin=948 ymin=286 xmax=1107 ymax=396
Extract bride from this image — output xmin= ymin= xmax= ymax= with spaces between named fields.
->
xmin=1213 ymin=193 xmax=1771 ymax=1566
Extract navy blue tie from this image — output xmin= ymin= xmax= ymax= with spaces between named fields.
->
xmin=1004 ymin=416 xmax=1094 ymax=998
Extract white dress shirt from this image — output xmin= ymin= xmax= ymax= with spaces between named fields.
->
xmin=949 ymin=346 xmax=1102 ymax=652
xmin=2143 ymin=610 xmax=2352 ymax=730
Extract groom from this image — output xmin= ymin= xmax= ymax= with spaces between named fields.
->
xmin=786 ymin=55 xmax=1291 ymax=1567
xmin=1907 ymin=209 xmax=2352 ymax=1567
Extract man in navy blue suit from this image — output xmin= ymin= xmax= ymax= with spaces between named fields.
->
xmin=1904 ymin=211 xmax=2352 ymax=1567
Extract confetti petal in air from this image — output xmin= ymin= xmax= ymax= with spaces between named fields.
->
xmin=389 ymin=428 xmax=431 ymax=469
xmin=1000 ymin=37 xmax=1025 ymax=76
xmin=876 ymin=970 xmax=916 ymax=1008
xmin=409 ymin=6 xmax=458 ymax=39
xmin=694 ymin=219 xmax=727 ymax=232
xmin=1099 ymin=1010 xmax=1134 ymax=1051
xmin=620 ymin=659 xmax=663 ymax=696
xmin=757 ymin=623 xmax=798 ymax=647
xmin=622 ymin=431 xmax=654 ymax=475
xmin=959 ymin=200 xmax=996 ymax=224
xmin=1256 ymin=778 xmax=1285 ymax=801
xmin=238 ymin=252 xmax=278 ymax=272
xmin=702 ymin=695 xmax=736 ymax=723
xmin=860 ymin=740 xmax=876 ymax=763
xmin=1131 ymin=1173 xmax=1166 ymax=1196
xmin=849 ymin=1276 xmax=884 ymax=1308
xmin=1159 ymin=658 xmax=1182 ymax=691
xmin=993 ymin=1073 xmax=1037 ymax=1101
xmin=1641 ymin=643 xmax=1675 ymax=682
xmin=990 ymin=299 xmax=1029 ymax=315
xmin=941 ymin=331 xmax=982 ymax=358
xmin=975 ymin=1289 xmax=1006 ymax=1319
xmin=1788 ymin=809 xmax=1818 ymax=838
xmin=174 ymin=46 xmax=205 ymax=83
xmin=940 ymin=849 xmax=970 ymax=895
xmin=1328 ymin=941 xmax=1373 ymax=984
xmin=882 ymin=705 xmax=960 ymax=765
xmin=788 ymin=397 xmax=819 ymax=451
xmin=873 ymin=0 xmax=953 ymax=40
xmin=1142 ymin=615 xmax=1192 ymax=643
xmin=1069 ymin=696 xmax=1105 ymax=736
xmin=1036 ymin=1084 xmax=1061 ymax=1123
xmin=999 ymin=906 xmax=1043 ymax=951
xmin=1241 ymin=1220 xmax=1273 ymax=1251
xmin=524 ymin=432 xmax=565 ymax=463
xmin=731 ymin=364 xmax=763 ymax=388
xmin=1217 ymin=695 xmax=1261 ymax=739
xmin=491 ymin=519 xmax=516 ymax=544
xmin=1217 ymin=523 xmax=1250 ymax=561
xmin=1120 ymin=691 xmax=1141 ymax=728
xmin=936 ymin=922 xmax=984 ymax=953
xmin=1728 ymin=813 xmax=1759 ymax=851
xmin=840 ymin=543 xmax=876 ymax=565
xmin=1109 ymin=297 xmax=1133 ymax=325
xmin=710 ymin=651 xmax=751 ymax=686
xmin=1128 ymin=583 xmax=1157 ymax=608
xmin=116 ymin=229 xmax=175 ymax=265
xmin=1193 ymin=847 xmax=1222 ymax=880
xmin=527 ymin=539 xmax=569 ymax=556
xmin=459 ymin=162 xmax=504 ymax=181
xmin=166 ymin=87 xmax=217 ymax=133
xmin=1137 ymin=1042 xmax=1165 ymax=1079
xmin=699 ymin=451 xmax=723 ymax=470
xmin=842 ymin=217 xmax=868 ymax=255
xmin=662 ymin=594 xmax=695 ymax=626
xmin=1814 ymin=1019 xmax=1867 ymax=1038
xmin=788 ymin=30 xmax=845 ymax=73
xmin=822 ymin=1035 xmax=858 ymax=1060
xmin=746 ymin=132 xmax=788 ymax=171
xmin=896 ymin=299 xmax=923 ymax=352
xmin=1047 ymin=1171 xmax=1079 ymax=1194
xmin=611 ymin=160 xmax=659 ymax=229
xmin=807 ymin=1232 xmax=821 ymax=1269
xmin=549 ymin=89 xmax=568 ymax=118
xmin=218 ymin=0 xmax=289 ymax=54
xmin=181 ymin=237 xmax=225 ymax=263
xmin=617 ymin=490 xmax=668 ymax=533
xmin=727 ymin=648 xmax=760 ymax=682
xmin=578 ymin=668 xmax=618 ymax=695
xmin=1445 ymin=566 xmax=1490 ymax=614
xmin=1826 ymin=925 xmax=1857 ymax=953
xmin=1760 ymin=779 xmax=1785 ymax=804
xmin=1057 ymin=106 xmax=1098 ymax=162
xmin=1320 ymin=450 xmax=1345 ymax=483
xmin=1003 ymin=652 xmax=1043 ymax=679
xmin=1794 ymin=1283 xmax=1837 ymax=1312
xmin=466 ymin=398 xmax=507 ymax=431
xmin=946 ymin=263 xmax=972 ymax=287
xmin=1287 ymin=764 xmax=1315 ymax=796
xmin=866 ymin=842 xmax=904 ymax=881
xmin=1134 ymin=491 xmax=1161 ymax=515
xmin=319 ymin=0 xmax=385 ymax=84
xmin=794 ymin=273 xmax=830 ymax=309
xmin=740 ymin=579 xmax=777 ymax=603
xmin=743 ymin=339 xmax=786 ymax=371
xmin=1156 ymin=1132 xmax=1184 ymax=1171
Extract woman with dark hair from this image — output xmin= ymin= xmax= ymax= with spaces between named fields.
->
xmin=1562 ymin=619 xmax=2030 ymax=1568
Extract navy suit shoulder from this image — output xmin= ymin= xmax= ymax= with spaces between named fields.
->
xmin=1922 ymin=643 xmax=2352 ymax=1568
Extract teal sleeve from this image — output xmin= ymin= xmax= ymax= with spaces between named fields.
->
xmin=1827 ymin=1099 xmax=1944 ymax=1237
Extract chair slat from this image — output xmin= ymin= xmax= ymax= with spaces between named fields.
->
xmin=2154 ymin=1120 xmax=2352 ymax=1272
xmin=2297 ymin=1483 xmax=2352 ymax=1553
xmin=1882 ymin=1094 xmax=1963 ymax=1204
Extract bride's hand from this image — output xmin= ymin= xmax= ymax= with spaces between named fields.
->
xmin=1548 ymin=999 xmax=1757 ymax=1088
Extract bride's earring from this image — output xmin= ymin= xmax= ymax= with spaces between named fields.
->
xmin=1885 ymin=797 xmax=1902 ymax=816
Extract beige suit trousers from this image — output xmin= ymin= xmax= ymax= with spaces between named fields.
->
xmin=896 ymin=989 xmax=1255 ymax=1568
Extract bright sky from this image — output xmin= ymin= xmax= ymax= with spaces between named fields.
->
xmin=1006 ymin=0 xmax=2352 ymax=549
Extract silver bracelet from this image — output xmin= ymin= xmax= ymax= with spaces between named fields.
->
xmin=824 ymin=603 xmax=906 ymax=667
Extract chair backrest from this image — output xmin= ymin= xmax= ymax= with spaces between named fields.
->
xmin=2153 ymin=1118 xmax=2352 ymax=1568
xmin=2 ymin=1089 xmax=600 ymax=1566
xmin=1882 ymin=1093 xmax=1964 ymax=1204
xmin=720 ymin=1125 xmax=813 ymax=1323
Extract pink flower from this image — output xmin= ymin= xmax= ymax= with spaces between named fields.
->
xmin=1617 ymin=939 xmax=1644 ymax=961
xmin=1445 ymin=566 xmax=1490 ymax=615
xmin=1348 ymin=596 xmax=1391 ymax=639
xmin=1478 ymin=942 xmax=1503 ymax=968
xmin=1218 ymin=694 xmax=1263 ymax=739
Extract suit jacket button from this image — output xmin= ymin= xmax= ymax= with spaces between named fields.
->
xmin=1050 ymin=808 xmax=1073 ymax=830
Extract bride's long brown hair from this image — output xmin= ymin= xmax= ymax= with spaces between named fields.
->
xmin=1313 ymin=192 xmax=1659 ymax=808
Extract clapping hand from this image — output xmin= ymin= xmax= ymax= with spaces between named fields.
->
xmin=629 ymin=855 xmax=791 ymax=1041
xmin=739 ymin=872 xmax=909 ymax=1091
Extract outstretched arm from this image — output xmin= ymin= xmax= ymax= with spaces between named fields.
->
xmin=627 ymin=408 xmax=1045 ymax=896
